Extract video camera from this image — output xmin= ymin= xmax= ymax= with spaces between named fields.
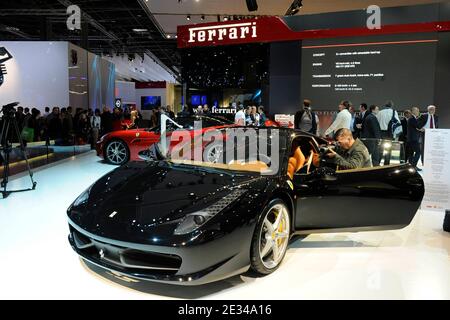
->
xmin=1 ymin=102 xmax=20 ymax=119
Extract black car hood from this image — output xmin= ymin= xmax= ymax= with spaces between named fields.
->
xmin=68 ymin=161 xmax=262 ymax=241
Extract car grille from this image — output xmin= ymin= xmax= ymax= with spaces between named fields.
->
xmin=70 ymin=226 xmax=181 ymax=276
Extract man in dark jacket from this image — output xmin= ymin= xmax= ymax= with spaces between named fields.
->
xmin=101 ymin=107 xmax=113 ymax=135
xmin=353 ymin=103 xmax=368 ymax=138
xmin=407 ymin=107 xmax=422 ymax=170
xmin=295 ymin=99 xmax=318 ymax=135
xmin=360 ymin=105 xmax=382 ymax=166
xmin=399 ymin=110 xmax=412 ymax=163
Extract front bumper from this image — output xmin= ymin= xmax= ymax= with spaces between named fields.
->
xmin=68 ymin=220 xmax=253 ymax=285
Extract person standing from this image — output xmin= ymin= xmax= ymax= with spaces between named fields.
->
xmin=295 ymin=99 xmax=318 ymax=135
xmin=101 ymin=107 xmax=113 ymax=135
xmin=399 ymin=110 xmax=412 ymax=163
xmin=23 ymin=107 xmax=31 ymax=127
xmin=167 ymin=106 xmax=175 ymax=119
xmin=418 ymin=105 xmax=439 ymax=165
xmin=48 ymin=107 xmax=63 ymax=143
xmin=354 ymin=103 xmax=368 ymax=138
xmin=245 ymin=106 xmax=254 ymax=126
xmin=407 ymin=107 xmax=422 ymax=171
xmin=234 ymin=105 xmax=246 ymax=126
xmin=203 ymin=104 xmax=210 ymax=115
xmin=376 ymin=101 xmax=400 ymax=139
xmin=324 ymin=101 xmax=352 ymax=138
xmin=361 ymin=105 xmax=382 ymax=166
xmin=258 ymin=106 xmax=267 ymax=127
xmin=251 ymin=106 xmax=260 ymax=126
xmin=90 ymin=109 xmax=101 ymax=149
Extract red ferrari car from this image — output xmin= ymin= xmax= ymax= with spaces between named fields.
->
xmin=96 ymin=115 xmax=234 ymax=165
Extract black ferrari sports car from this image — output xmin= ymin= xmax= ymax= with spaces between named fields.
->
xmin=67 ymin=127 xmax=424 ymax=285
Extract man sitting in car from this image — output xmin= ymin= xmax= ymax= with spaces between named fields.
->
xmin=326 ymin=128 xmax=372 ymax=170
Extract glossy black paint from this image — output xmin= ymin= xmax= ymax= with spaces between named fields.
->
xmin=67 ymin=128 xmax=425 ymax=285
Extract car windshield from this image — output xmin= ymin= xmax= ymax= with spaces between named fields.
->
xmin=154 ymin=127 xmax=287 ymax=176
xmin=147 ymin=115 xmax=233 ymax=132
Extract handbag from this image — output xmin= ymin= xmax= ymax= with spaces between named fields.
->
xmin=388 ymin=109 xmax=402 ymax=139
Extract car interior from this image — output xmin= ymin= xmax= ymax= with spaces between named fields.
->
xmin=287 ymin=137 xmax=322 ymax=180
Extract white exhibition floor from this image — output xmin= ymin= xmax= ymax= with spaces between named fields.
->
xmin=0 ymin=152 xmax=449 ymax=300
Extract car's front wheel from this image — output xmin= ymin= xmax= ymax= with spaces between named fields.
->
xmin=104 ymin=140 xmax=130 ymax=165
xmin=250 ymin=199 xmax=291 ymax=275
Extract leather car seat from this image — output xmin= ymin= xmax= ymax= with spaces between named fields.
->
xmin=287 ymin=147 xmax=306 ymax=180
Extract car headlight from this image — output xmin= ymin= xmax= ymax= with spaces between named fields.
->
xmin=174 ymin=189 xmax=246 ymax=235
xmin=72 ymin=185 xmax=93 ymax=207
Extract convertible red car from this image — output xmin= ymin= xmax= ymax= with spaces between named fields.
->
xmin=96 ymin=115 xmax=235 ymax=165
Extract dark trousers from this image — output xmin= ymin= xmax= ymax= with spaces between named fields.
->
xmin=362 ymin=139 xmax=381 ymax=166
xmin=381 ymin=130 xmax=391 ymax=139
xmin=420 ymin=132 xmax=425 ymax=165
xmin=408 ymin=141 xmax=421 ymax=167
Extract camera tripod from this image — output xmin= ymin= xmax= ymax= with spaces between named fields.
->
xmin=0 ymin=102 xmax=37 ymax=199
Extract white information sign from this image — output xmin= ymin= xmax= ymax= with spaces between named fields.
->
xmin=422 ymin=129 xmax=450 ymax=212
xmin=274 ymin=114 xmax=295 ymax=129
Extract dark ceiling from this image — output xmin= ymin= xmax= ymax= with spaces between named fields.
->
xmin=0 ymin=0 xmax=180 ymax=78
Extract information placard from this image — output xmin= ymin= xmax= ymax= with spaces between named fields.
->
xmin=274 ymin=114 xmax=295 ymax=129
xmin=422 ymin=129 xmax=450 ymax=212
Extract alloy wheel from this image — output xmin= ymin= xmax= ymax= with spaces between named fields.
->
xmin=106 ymin=141 xmax=128 ymax=165
xmin=258 ymin=203 xmax=290 ymax=269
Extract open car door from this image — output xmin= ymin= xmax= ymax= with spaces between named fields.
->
xmin=293 ymin=155 xmax=424 ymax=233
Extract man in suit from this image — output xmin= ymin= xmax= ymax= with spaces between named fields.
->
xmin=361 ymin=105 xmax=382 ymax=166
xmin=399 ymin=110 xmax=412 ymax=163
xmin=418 ymin=105 xmax=439 ymax=165
xmin=354 ymin=103 xmax=368 ymax=138
xmin=407 ymin=107 xmax=422 ymax=170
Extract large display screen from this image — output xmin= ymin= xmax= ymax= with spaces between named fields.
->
xmin=301 ymin=34 xmax=438 ymax=110
xmin=141 ymin=96 xmax=161 ymax=110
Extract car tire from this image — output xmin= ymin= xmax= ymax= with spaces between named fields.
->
xmin=104 ymin=139 xmax=130 ymax=165
xmin=250 ymin=199 xmax=291 ymax=275
xmin=203 ymin=142 xmax=224 ymax=163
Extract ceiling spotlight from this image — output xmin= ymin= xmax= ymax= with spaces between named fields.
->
xmin=285 ymin=0 xmax=303 ymax=16
xmin=187 ymin=15 xmax=191 ymax=20
xmin=132 ymin=28 xmax=148 ymax=32
xmin=167 ymin=34 xmax=171 ymax=39
xmin=223 ymin=16 xmax=229 ymax=21
xmin=201 ymin=15 xmax=205 ymax=21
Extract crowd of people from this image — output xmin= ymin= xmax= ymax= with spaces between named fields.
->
xmin=2 ymin=100 xmax=439 ymax=171
xmin=0 ymin=105 xmax=147 ymax=148
xmin=234 ymin=104 xmax=268 ymax=127
xmin=295 ymin=99 xmax=439 ymax=170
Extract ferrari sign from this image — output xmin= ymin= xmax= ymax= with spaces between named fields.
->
xmin=188 ymin=22 xmax=257 ymax=44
